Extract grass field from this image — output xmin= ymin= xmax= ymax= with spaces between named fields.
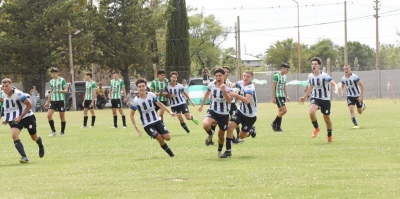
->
xmin=0 ymin=99 xmax=400 ymax=198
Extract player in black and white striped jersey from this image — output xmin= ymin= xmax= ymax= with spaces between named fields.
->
xmin=0 ymin=78 xmax=44 ymax=163
xmin=163 ymin=71 xmax=199 ymax=134
xmin=198 ymin=68 xmax=232 ymax=157
xmin=129 ymin=78 xmax=176 ymax=157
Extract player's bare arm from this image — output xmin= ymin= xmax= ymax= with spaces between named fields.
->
xmin=198 ymin=91 xmax=211 ymax=112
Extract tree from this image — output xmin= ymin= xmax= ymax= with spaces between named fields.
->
xmin=338 ymin=41 xmax=374 ymax=71
xmin=380 ymin=44 xmax=400 ymax=69
xmin=165 ymin=0 xmax=191 ymax=81
xmin=309 ymin=39 xmax=340 ymax=68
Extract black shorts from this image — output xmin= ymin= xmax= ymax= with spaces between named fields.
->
xmin=229 ymin=103 xmax=237 ymax=116
xmin=171 ymin=104 xmax=189 ymax=114
xmin=310 ymin=98 xmax=331 ymax=115
xmin=144 ymin=121 xmax=169 ymax=139
xmin=230 ymin=110 xmax=257 ymax=133
xmin=155 ymin=101 xmax=168 ymax=112
xmin=347 ymin=96 xmax=363 ymax=108
xmin=50 ymin=101 xmax=66 ymax=112
xmin=84 ymin=100 xmax=94 ymax=109
xmin=8 ymin=115 xmax=37 ymax=135
xmin=111 ymin=99 xmax=122 ymax=108
xmin=205 ymin=109 xmax=229 ymax=131
xmin=275 ymin=97 xmax=286 ymax=108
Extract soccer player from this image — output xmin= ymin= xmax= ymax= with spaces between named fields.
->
xmin=298 ymin=57 xmax=338 ymax=142
xmin=271 ymin=63 xmax=290 ymax=131
xmin=341 ymin=64 xmax=366 ymax=128
xmin=198 ymin=68 xmax=232 ymax=157
xmin=45 ymin=67 xmax=68 ymax=136
xmin=164 ymin=71 xmax=198 ymax=134
xmin=130 ymin=78 xmax=176 ymax=157
xmin=109 ymin=70 xmax=128 ymax=128
xmin=81 ymin=72 xmax=97 ymax=128
xmin=221 ymin=71 xmax=258 ymax=158
xmin=1 ymin=78 xmax=44 ymax=163
xmin=150 ymin=69 xmax=169 ymax=122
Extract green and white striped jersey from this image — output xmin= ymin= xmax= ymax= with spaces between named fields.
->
xmin=150 ymin=78 xmax=169 ymax=101
xmin=273 ymin=72 xmax=287 ymax=97
xmin=110 ymin=79 xmax=125 ymax=99
xmin=50 ymin=77 xmax=67 ymax=101
xmin=85 ymin=80 xmax=97 ymax=100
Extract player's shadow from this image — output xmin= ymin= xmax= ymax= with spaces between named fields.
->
xmin=0 ymin=162 xmax=36 ymax=167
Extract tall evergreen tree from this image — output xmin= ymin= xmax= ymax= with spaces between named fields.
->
xmin=165 ymin=0 xmax=191 ymax=80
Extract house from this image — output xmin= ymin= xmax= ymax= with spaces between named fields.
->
xmin=230 ymin=55 xmax=263 ymax=67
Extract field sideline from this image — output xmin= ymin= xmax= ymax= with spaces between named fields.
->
xmin=0 ymin=99 xmax=399 ymax=198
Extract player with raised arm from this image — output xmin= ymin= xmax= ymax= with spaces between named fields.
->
xmin=271 ymin=63 xmax=290 ymax=131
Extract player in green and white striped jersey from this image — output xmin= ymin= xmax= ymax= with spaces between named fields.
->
xmin=45 ymin=67 xmax=68 ymax=137
xmin=81 ymin=72 xmax=97 ymax=128
xmin=109 ymin=70 xmax=127 ymax=128
xmin=271 ymin=63 xmax=290 ymax=132
xmin=150 ymin=69 xmax=169 ymax=122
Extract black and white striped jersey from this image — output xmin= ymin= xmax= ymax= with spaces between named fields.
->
xmin=341 ymin=73 xmax=361 ymax=97
xmin=207 ymin=82 xmax=232 ymax=115
xmin=166 ymin=83 xmax=186 ymax=107
xmin=130 ymin=92 xmax=160 ymax=127
xmin=2 ymin=89 xmax=34 ymax=122
xmin=308 ymin=72 xmax=333 ymax=100
xmin=235 ymin=81 xmax=258 ymax=117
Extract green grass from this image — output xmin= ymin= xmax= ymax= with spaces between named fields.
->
xmin=1 ymin=99 xmax=400 ymax=198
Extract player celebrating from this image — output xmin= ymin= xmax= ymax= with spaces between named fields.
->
xmin=109 ymin=70 xmax=127 ymax=128
xmin=164 ymin=71 xmax=198 ymax=134
xmin=271 ymin=63 xmax=290 ymax=131
xmin=130 ymin=78 xmax=176 ymax=157
xmin=198 ymin=68 xmax=232 ymax=157
xmin=341 ymin=64 xmax=365 ymax=128
xmin=81 ymin=72 xmax=97 ymax=128
xmin=1 ymin=78 xmax=44 ymax=163
xmin=298 ymin=57 xmax=338 ymax=142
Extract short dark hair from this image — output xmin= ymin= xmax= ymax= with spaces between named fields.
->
xmin=244 ymin=70 xmax=253 ymax=76
xmin=310 ymin=57 xmax=322 ymax=65
xmin=85 ymin=72 xmax=92 ymax=78
xmin=281 ymin=63 xmax=290 ymax=68
xmin=169 ymin=71 xmax=178 ymax=77
xmin=222 ymin=66 xmax=231 ymax=72
xmin=112 ymin=70 xmax=119 ymax=74
xmin=50 ymin=67 xmax=59 ymax=73
xmin=135 ymin=78 xmax=147 ymax=87
xmin=214 ymin=68 xmax=225 ymax=75
xmin=157 ymin=69 xmax=166 ymax=75
xmin=1 ymin=78 xmax=12 ymax=84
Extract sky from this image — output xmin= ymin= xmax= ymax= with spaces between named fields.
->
xmin=185 ymin=0 xmax=400 ymax=56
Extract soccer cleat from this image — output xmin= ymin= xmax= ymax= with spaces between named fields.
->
xmin=123 ymin=126 xmax=127 ymax=128
xmin=192 ymin=117 xmax=199 ymax=125
xmin=232 ymin=138 xmax=244 ymax=144
xmin=218 ymin=151 xmax=222 ymax=157
xmin=205 ymin=137 xmax=213 ymax=146
xmin=81 ymin=126 xmax=87 ymax=128
xmin=39 ymin=146 xmax=45 ymax=158
xmin=170 ymin=154 xmax=175 ymax=158
xmin=20 ymin=156 xmax=29 ymax=163
xmin=60 ymin=132 xmax=65 ymax=136
xmin=48 ymin=132 xmax=56 ymax=137
xmin=111 ymin=126 xmax=117 ymax=129
xmin=352 ymin=126 xmax=360 ymax=129
xmin=271 ymin=123 xmax=277 ymax=131
xmin=219 ymin=151 xmax=232 ymax=158
xmin=276 ymin=127 xmax=283 ymax=132
xmin=327 ymin=136 xmax=333 ymax=142
xmin=362 ymin=103 xmax=366 ymax=111
xmin=312 ymin=127 xmax=320 ymax=138
xmin=250 ymin=126 xmax=256 ymax=138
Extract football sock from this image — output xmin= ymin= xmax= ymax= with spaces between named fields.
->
xmin=83 ymin=116 xmax=88 ymax=126
xmin=61 ymin=121 xmax=66 ymax=133
xmin=113 ymin=116 xmax=117 ymax=127
xmin=327 ymin=129 xmax=332 ymax=137
xmin=277 ymin=117 xmax=282 ymax=128
xmin=36 ymin=136 xmax=43 ymax=148
xmin=226 ymin=138 xmax=233 ymax=151
xmin=211 ymin=125 xmax=216 ymax=132
xmin=122 ymin=115 xmax=126 ymax=126
xmin=206 ymin=129 xmax=213 ymax=136
xmin=161 ymin=143 xmax=174 ymax=157
xmin=14 ymin=139 xmax=26 ymax=157
xmin=351 ymin=117 xmax=358 ymax=126
xmin=218 ymin=143 xmax=223 ymax=152
xmin=49 ymin=120 xmax=56 ymax=132
xmin=180 ymin=123 xmax=190 ymax=133
xmin=91 ymin=116 xmax=96 ymax=126
xmin=312 ymin=120 xmax=319 ymax=129
xmin=273 ymin=116 xmax=280 ymax=124
xmin=235 ymin=127 xmax=240 ymax=138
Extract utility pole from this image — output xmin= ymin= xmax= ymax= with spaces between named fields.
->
xmin=237 ymin=16 xmax=242 ymax=79
xmin=374 ymin=0 xmax=380 ymax=70
xmin=292 ymin=0 xmax=301 ymax=73
xmin=344 ymin=1 xmax=348 ymax=65
xmin=68 ymin=20 xmax=77 ymax=111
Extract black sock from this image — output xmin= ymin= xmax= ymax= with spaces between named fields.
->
xmin=113 ymin=116 xmax=117 ymax=127
xmin=61 ymin=121 xmax=66 ymax=133
xmin=236 ymin=127 xmax=240 ymax=138
xmin=226 ymin=138 xmax=233 ymax=151
xmin=206 ymin=129 xmax=213 ymax=136
xmin=181 ymin=123 xmax=190 ymax=133
xmin=218 ymin=143 xmax=223 ymax=152
xmin=36 ymin=136 xmax=43 ymax=148
xmin=351 ymin=117 xmax=358 ymax=126
xmin=14 ymin=139 xmax=26 ymax=157
xmin=91 ymin=116 xmax=96 ymax=126
xmin=328 ymin=129 xmax=332 ymax=137
xmin=312 ymin=120 xmax=319 ymax=129
xmin=49 ymin=120 xmax=56 ymax=132
xmin=277 ymin=117 xmax=282 ymax=128
xmin=83 ymin=116 xmax=88 ymax=126
xmin=122 ymin=115 xmax=126 ymax=126
xmin=273 ymin=116 xmax=280 ymax=124
xmin=211 ymin=125 xmax=216 ymax=131
xmin=161 ymin=143 xmax=174 ymax=157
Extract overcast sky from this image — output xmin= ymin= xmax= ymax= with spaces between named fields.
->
xmin=186 ymin=0 xmax=400 ymax=55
